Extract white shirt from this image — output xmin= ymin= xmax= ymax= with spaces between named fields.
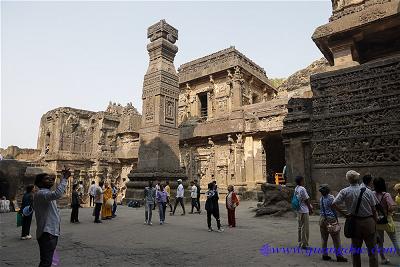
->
xmin=333 ymin=184 xmax=378 ymax=217
xmin=295 ymin=185 xmax=310 ymax=213
xmin=191 ymin=185 xmax=197 ymax=198
xmin=88 ymin=184 xmax=97 ymax=196
xmin=176 ymin=184 xmax=184 ymax=198
xmin=0 ymin=199 xmax=10 ymax=213
xmin=94 ymin=186 xmax=103 ymax=204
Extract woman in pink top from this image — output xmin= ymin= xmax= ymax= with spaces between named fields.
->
xmin=373 ymin=177 xmax=400 ymax=264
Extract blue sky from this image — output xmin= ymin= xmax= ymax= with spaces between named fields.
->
xmin=1 ymin=1 xmax=331 ymax=148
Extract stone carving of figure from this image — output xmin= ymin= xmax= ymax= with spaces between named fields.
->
xmin=208 ymin=137 xmax=215 ymax=147
xmin=236 ymin=133 xmax=243 ymax=148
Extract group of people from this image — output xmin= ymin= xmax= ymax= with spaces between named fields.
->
xmin=294 ymin=170 xmax=400 ymax=266
xmin=86 ymin=180 xmax=118 ymax=223
xmin=0 ymin=195 xmax=11 ymax=213
xmin=142 ymin=178 xmax=240 ymax=233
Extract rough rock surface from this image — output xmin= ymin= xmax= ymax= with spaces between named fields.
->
xmin=278 ymin=58 xmax=331 ymax=98
xmin=254 ymin=183 xmax=296 ymax=217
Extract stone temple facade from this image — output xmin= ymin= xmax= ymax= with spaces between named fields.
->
xmin=36 ymin=102 xmax=141 ymax=203
xmin=177 ymin=46 xmax=285 ymax=198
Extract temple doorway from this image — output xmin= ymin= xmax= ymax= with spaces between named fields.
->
xmin=262 ymin=132 xmax=285 ymax=184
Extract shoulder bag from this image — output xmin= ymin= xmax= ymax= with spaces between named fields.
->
xmin=344 ymin=187 xmax=366 ymax=238
xmin=321 ymin=197 xmax=341 ymax=234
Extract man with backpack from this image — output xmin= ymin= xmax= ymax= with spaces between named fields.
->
xmin=293 ymin=176 xmax=313 ymax=249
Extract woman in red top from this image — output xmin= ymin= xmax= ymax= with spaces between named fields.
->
xmin=226 ymin=185 xmax=239 ymax=227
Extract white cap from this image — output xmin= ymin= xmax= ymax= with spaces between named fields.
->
xmin=177 ymin=179 xmax=182 ymax=182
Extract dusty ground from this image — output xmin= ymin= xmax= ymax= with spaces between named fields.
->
xmin=1 ymin=201 xmax=399 ymax=267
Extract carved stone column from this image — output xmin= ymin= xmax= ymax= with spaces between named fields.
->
xmin=231 ymin=67 xmax=244 ymax=109
xmin=126 ymin=20 xmax=187 ymax=202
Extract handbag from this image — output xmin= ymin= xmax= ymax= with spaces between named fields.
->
xmin=16 ymin=212 xmax=22 ymax=227
xmin=344 ymin=188 xmax=366 ymax=238
xmin=376 ymin=193 xmax=389 ymax=225
xmin=321 ymin=197 xmax=341 ymax=234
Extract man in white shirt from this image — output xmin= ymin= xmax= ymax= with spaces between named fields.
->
xmin=172 ymin=179 xmax=185 ymax=216
xmin=0 ymin=196 xmax=10 ymax=213
xmin=294 ymin=176 xmax=313 ymax=249
xmin=93 ymin=181 xmax=104 ymax=223
xmin=332 ymin=170 xmax=378 ymax=267
xmin=189 ymin=181 xmax=200 ymax=214
xmin=88 ymin=181 xmax=96 ymax=207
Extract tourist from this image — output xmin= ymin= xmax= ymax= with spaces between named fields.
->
xmin=94 ymin=181 xmax=104 ymax=223
xmin=294 ymin=176 xmax=313 ymax=249
xmin=361 ymin=174 xmax=373 ymax=189
xmin=70 ymin=184 xmax=80 ymax=223
xmin=144 ymin=181 xmax=156 ymax=225
xmin=318 ymin=184 xmax=347 ymax=262
xmin=172 ymin=179 xmax=185 ymax=215
xmin=111 ymin=183 xmax=118 ymax=218
xmin=33 ymin=167 xmax=70 ymax=267
xmin=154 ymin=181 xmax=160 ymax=210
xmin=78 ymin=180 xmax=84 ymax=203
xmin=331 ymin=170 xmax=378 ymax=267
xmin=283 ymin=165 xmax=288 ymax=184
xmin=20 ymin=185 xmax=34 ymax=240
xmin=205 ymin=182 xmax=223 ymax=232
xmin=394 ymin=183 xmax=400 ymax=206
xmin=189 ymin=181 xmax=199 ymax=214
xmin=164 ymin=181 xmax=173 ymax=213
xmin=101 ymin=182 xmax=113 ymax=220
xmin=194 ymin=179 xmax=201 ymax=214
xmin=226 ymin=185 xmax=239 ymax=228
xmin=0 ymin=196 xmax=10 ymax=213
xmin=88 ymin=181 xmax=96 ymax=207
xmin=156 ymin=184 xmax=168 ymax=224
xmin=373 ymin=177 xmax=400 ymax=264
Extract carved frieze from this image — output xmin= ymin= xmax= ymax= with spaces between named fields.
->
xmin=310 ymin=56 xmax=400 ymax=167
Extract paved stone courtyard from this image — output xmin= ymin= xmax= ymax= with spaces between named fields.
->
xmin=1 ymin=201 xmax=399 ymax=266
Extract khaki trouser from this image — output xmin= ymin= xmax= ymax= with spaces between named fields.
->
xmin=298 ymin=213 xmax=309 ymax=247
xmin=351 ymin=217 xmax=378 ymax=267
xmin=319 ymin=217 xmax=343 ymax=257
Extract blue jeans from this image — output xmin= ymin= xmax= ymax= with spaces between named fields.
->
xmin=145 ymin=203 xmax=154 ymax=223
xmin=158 ymin=202 xmax=166 ymax=222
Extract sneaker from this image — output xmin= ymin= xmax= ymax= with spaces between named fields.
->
xmin=217 ymin=228 xmax=224 ymax=233
xmin=336 ymin=256 xmax=348 ymax=262
xmin=160 ymin=221 xmax=163 ymax=225
xmin=144 ymin=221 xmax=148 ymax=225
xmin=20 ymin=236 xmax=28 ymax=240
xmin=148 ymin=222 xmax=152 ymax=226
xmin=181 ymin=213 xmax=185 ymax=216
xmin=208 ymin=228 xmax=213 ymax=232
xmin=26 ymin=235 xmax=32 ymax=239
xmin=322 ymin=255 xmax=332 ymax=261
xmin=382 ymin=259 xmax=390 ymax=265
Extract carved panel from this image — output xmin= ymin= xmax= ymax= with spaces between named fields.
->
xmin=311 ymin=57 xmax=400 ymax=167
xmin=144 ymin=96 xmax=155 ymax=123
xmin=165 ymin=96 xmax=175 ymax=125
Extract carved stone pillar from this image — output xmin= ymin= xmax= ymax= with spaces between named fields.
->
xmin=126 ymin=20 xmax=187 ymax=202
xmin=231 ymin=67 xmax=244 ymax=109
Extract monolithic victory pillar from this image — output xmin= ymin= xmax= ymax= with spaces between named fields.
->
xmin=126 ymin=20 xmax=187 ymax=201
